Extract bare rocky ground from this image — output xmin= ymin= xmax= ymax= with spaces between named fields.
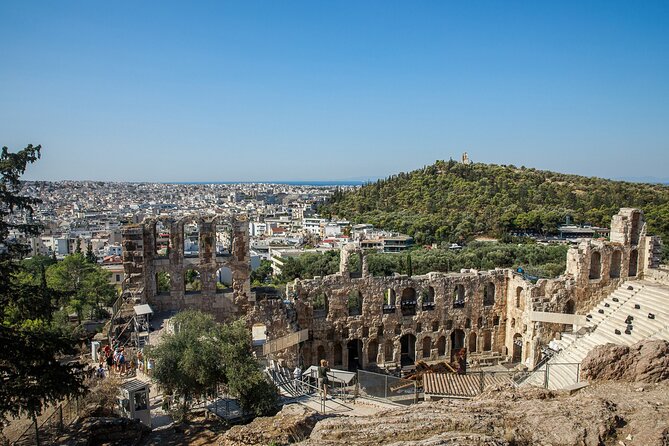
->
xmin=217 ymin=341 xmax=669 ymax=446
xmin=52 ymin=340 xmax=669 ymax=446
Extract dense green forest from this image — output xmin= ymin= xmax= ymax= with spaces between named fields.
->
xmin=321 ymin=160 xmax=669 ymax=259
xmin=259 ymin=242 xmax=569 ymax=286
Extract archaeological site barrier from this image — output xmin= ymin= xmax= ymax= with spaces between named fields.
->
xmin=11 ymin=396 xmax=84 ymax=446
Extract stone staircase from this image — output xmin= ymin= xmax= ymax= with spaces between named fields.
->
xmin=523 ymin=280 xmax=669 ymax=390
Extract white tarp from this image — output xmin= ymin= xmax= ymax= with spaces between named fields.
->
xmin=302 ymin=366 xmax=356 ymax=385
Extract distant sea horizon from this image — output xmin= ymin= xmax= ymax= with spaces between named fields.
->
xmin=169 ymin=180 xmax=368 ymax=186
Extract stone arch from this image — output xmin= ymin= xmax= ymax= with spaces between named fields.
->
xmin=153 ymin=218 xmax=173 ymax=258
xmin=512 ymin=334 xmax=523 ymax=362
xmin=347 ymin=290 xmax=363 ymax=316
xmin=367 ymin=339 xmax=378 ymax=364
xmin=312 ymin=291 xmax=328 ymax=318
xmin=468 ymin=332 xmax=477 ymax=353
xmin=515 ymin=287 xmax=523 ymax=308
xmin=482 ymin=330 xmax=492 ymax=351
xmin=184 ymin=268 xmax=201 ymax=293
xmin=347 ymin=339 xmax=363 ymax=371
xmin=156 ymin=271 xmax=171 ymax=295
xmin=334 ymin=343 xmax=343 ymax=367
xmin=629 ymin=249 xmax=638 ymax=277
xmin=400 ymin=334 xmax=416 ymax=366
xmin=384 ymin=340 xmax=394 ymax=363
xmin=317 ymin=345 xmax=326 ymax=363
xmin=483 ymin=282 xmax=495 ymax=306
xmin=212 ymin=215 xmax=233 ymax=257
xmin=384 ymin=288 xmax=396 ymax=307
xmin=589 ymin=251 xmax=601 ymax=280
xmin=180 ymin=216 xmax=201 ymax=258
xmin=610 ymin=250 xmax=622 ymax=278
xmin=251 ymin=323 xmax=267 ymax=347
xmin=401 ymin=287 xmax=417 ymax=316
xmin=453 ymin=284 xmax=465 ymax=308
xmin=422 ymin=336 xmax=432 ymax=358
xmin=564 ymin=299 xmax=575 ymax=314
xmin=451 ymin=329 xmax=465 ymax=352
xmin=421 ymin=286 xmax=436 ymax=310
xmin=437 ymin=336 xmax=446 ymax=356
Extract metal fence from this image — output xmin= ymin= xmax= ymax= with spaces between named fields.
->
xmin=356 ymin=363 xmax=581 ymax=405
xmin=357 ymin=369 xmax=418 ymax=405
xmin=12 ymin=396 xmax=84 ymax=446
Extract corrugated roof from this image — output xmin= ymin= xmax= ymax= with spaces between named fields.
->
xmin=120 ymin=379 xmax=149 ymax=393
xmin=423 ymin=372 xmax=513 ymax=398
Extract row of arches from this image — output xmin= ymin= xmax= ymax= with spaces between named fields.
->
xmin=155 ymin=268 xmax=232 ymax=295
xmin=589 ymin=249 xmax=638 ymax=280
xmin=149 ymin=217 xmax=235 ymax=259
xmin=311 ymin=284 xmax=498 ymax=318
xmin=309 ymin=328 xmax=500 ymax=370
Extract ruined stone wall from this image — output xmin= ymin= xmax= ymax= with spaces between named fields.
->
xmin=121 ymin=207 xmax=664 ymax=372
xmin=290 ymin=268 xmax=511 ymax=370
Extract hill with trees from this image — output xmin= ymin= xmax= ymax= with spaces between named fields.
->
xmin=321 ymin=160 xmax=669 ymax=259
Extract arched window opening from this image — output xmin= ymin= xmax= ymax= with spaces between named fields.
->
xmin=348 ymin=290 xmax=363 ymax=316
xmin=445 ymin=319 xmax=453 ymax=330
xmin=437 ymin=336 xmax=446 ymax=356
xmin=477 ymin=316 xmax=484 ymax=328
xmin=154 ymin=220 xmax=172 ymax=258
xmin=482 ymin=330 xmax=492 ymax=351
xmin=465 ymin=318 xmax=471 ymax=329
xmin=421 ymin=287 xmax=436 ymax=310
xmin=313 ymin=292 xmax=328 ymax=318
xmin=401 ymin=287 xmax=417 ymax=316
xmin=422 ymin=337 xmax=432 ymax=358
xmin=468 ymin=332 xmax=477 ymax=353
xmin=610 ymin=251 xmax=622 ymax=278
xmin=184 ymin=269 xmax=201 ymax=293
xmin=453 ymin=284 xmax=465 ymax=308
xmin=512 ymin=334 xmax=523 ymax=363
xmin=383 ymin=288 xmax=396 ymax=314
xmin=156 ymin=271 xmax=171 ymax=295
xmin=431 ymin=320 xmax=439 ymax=332
xmin=451 ymin=330 xmax=465 ymax=359
xmin=629 ymin=249 xmax=638 ymax=277
xmin=368 ymin=340 xmax=378 ymax=364
xmin=215 ymin=221 xmax=233 ymax=256
xmin=483 ymin=282 xmax=495 ymax=306
xmin=515 ymin=287 xmax=523 ymax=308
xmin=589 ymin=251 xmax=601 ymax=280
xmin=183 ymin=222 xmax=199 ymax=258
xmin=384 ymin=340 xmax=394 ymax=363
xmin=334 ymin=343 xmax=343 ymax=366
xmin=317 ymin=346 xmax=326 ymax=363
xmin=493 ymin=316 xmax=500 ymax=326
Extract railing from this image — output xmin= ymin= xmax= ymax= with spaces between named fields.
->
xmin=357 ymin=369 xmax=418 ymax=406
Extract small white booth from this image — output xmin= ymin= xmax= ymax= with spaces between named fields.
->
xmin=118 ymin=379 xmax=151 ymax=427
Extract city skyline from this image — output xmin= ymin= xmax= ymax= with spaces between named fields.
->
xmin=1 ymin=1 xmax=668 ymax=183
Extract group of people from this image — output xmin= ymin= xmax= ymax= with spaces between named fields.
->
xmin=96 ymin=344 xmax=131 ymax=377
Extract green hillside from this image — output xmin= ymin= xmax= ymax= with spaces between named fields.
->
xmin=321 ymin=160 xmax=669 ymax=259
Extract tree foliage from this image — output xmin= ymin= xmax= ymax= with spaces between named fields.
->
xmin=321 ymin=161 xmax=669 ymax=260
xmin=148 ymin=310 xmax=277 ymax=420
xmin=0 ymin=145 xmax=86 ymax=425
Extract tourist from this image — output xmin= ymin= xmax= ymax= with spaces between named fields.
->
xmin=293 ymin=364 xmax=302 ymax=394
xmin=318 ymin=359 xmax=330 ymax=399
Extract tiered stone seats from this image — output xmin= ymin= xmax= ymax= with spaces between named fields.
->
xmin=523 ymin=280 xmax=669 ymax=390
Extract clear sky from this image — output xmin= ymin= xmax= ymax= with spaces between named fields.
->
xmin=1 ymin=1 xmax=668 ymax=182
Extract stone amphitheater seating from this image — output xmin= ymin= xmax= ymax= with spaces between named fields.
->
xmin=523 ymin=280 xmax=669 ymax=390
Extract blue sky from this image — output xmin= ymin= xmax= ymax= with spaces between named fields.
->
xmin=1 ymin=1 xmax=668 ymax=182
